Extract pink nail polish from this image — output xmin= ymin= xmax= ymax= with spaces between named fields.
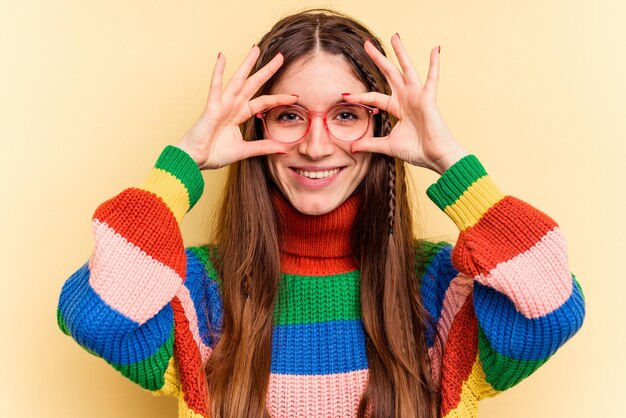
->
xmin=217 ymin=52 xmax=221 ymax=59
xmin=342 ymin=93 xmax=351 ymax=96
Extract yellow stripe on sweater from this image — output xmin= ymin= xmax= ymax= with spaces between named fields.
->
xmin=443 ymin=176 xmax=505 ymax=231
xmin=442 ymin=355 xmax=499 ymax=418
xmin=443 ymin=382 xmax=478 ymax=418
xmin=153 ymin=357 xmax=181 ymax=397
xmin=467 ymin=354 xmax=499 ymax=401
xmin=179 ymin=401 xmax=206 ymax=418
xmin=141 ymin=168 xmax=190 ymax=223
xmin=153 ymin=358 xmax=205 ymax=418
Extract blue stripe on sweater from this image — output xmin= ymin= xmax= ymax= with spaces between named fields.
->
xmin=58 ymin=262 xmax=174 ymax=365
xmin=184 ymin=249 xmax=223 ymax=348
xmin=271 ymin=320 xmax=368 ymax=375
xmin=474 ymin=274 xmax=586 ymax=361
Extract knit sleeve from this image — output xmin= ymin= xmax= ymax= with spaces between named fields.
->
xmin=419 ymin=155 xmax=585 ymax=416
xmin=56 ymin=145 xmax=208 ymax=393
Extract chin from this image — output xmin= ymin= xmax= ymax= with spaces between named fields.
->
xmin=287 ymin=193 xmax=344 ymax=216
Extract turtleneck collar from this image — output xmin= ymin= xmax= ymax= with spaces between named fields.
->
xmin=271 ymin=189 xmax=361 ymax=274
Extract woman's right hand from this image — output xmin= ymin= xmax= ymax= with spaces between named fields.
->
xmin=175 ymin=45 xmax=297 ymax=170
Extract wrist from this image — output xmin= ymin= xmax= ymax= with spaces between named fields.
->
xmin=175 ymin=139 xmax=204 ymax=168
xmin=431 ymin=147 xmax=469 ymax=175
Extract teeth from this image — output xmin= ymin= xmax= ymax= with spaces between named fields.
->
xmin=296 ymin=168 xmax=340 ymax=179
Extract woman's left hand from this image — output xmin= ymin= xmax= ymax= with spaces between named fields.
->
xmin=345 ymin=34 xmax=469 ymax=175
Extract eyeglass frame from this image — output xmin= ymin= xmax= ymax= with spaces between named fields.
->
xmin=255 ymin=102 xmax=380 ymax=143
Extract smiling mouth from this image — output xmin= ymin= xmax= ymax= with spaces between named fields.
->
xmin=294 ymin=168 xmax=341 ymax=179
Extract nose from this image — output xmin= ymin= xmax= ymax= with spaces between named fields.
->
xmin=297 ymin=114 xmax=335 ymax=160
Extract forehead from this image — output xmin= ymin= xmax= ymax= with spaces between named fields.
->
xmin=271 ymin=52 xmax=367 ymax=106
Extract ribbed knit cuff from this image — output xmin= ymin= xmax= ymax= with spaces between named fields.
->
xmin=426 ymin=155 xmax=505 ymax=231
xmin=139 ymin=145 xmax=205 ymax=222
xmin=154 ymin=145 xmax=204 ymax=209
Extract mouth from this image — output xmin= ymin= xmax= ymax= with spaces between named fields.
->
xmin=289 ymin=166 xmax=345 ymax=188
xmin=294 ymin=168 xmax=341 ymax=179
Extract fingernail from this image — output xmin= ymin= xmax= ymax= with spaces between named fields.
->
xmin=342 ymin=93 xmax=351 ymax=97
xmin=217 ymin=52 xmax=221 ymax=59
xmin=251 ymin=43 xmax=256 ymax=49
xmin=395 ymin=32 xmax=400 ymax=39
xmin=290 ymin=94 xmax=299 ymax=98
xmin=438 ymin=46 xmax=441 ymax=54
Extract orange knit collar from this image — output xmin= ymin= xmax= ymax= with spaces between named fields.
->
xmin=271 ymin=189 xmax=362 ymax=259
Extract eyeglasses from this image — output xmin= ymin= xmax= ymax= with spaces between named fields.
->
xmin=256 ymin=102 xmax=379 ymax=143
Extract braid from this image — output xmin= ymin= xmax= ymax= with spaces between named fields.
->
xmin=387 ymin=157 xmax=396 ymax=236
xmin=351 ymin=55 xmax=397 ymax=236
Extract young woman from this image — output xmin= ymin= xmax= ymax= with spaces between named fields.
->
xmin=57 ymin=9 xmax=585 ymax=418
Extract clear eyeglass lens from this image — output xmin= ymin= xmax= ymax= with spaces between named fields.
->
xmin=265 ymin=104 xmax=370 ymax=142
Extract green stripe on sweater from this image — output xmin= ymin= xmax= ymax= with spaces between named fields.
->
xmin=112 ymin=329 xmax=175 ymax=391
xmin=478 ymin=326 xmax=546 ymax=392
xmin=274 ymin=271 xmax=361 ymax=325
xmin=154 ymin=145 xmax=204 ymax=209
xmin=57 ymin=308 xmax=70 ymax=335
xmin=426 ymin=154 xmax=487 ymax=210
xmin=415 ymin=240 xmax=451 ymax=284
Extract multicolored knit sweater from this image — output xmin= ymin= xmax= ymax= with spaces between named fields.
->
xmin=57 ymin=145 xmax=585 ymax=418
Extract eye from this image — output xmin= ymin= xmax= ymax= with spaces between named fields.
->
xmin=268 ymin=106 xmax=307 ymax=124
xmin=338 ymin=111 xmax=357 ymax=120
xmin=331 ymin=105 xmax=365 ymax=123
xmin=277 ymin=112 xmax=303 ymax=122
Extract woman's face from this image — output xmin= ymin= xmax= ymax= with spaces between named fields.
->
xmin=265 ymin=53 xmax=373 ymax=215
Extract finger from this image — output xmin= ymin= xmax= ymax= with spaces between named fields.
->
xmin=390 ymin=33 xmax=421 ymax=85
xmin=350 ymin=136 xmax=393 ymax=156
xmin=240 ymin=139 xmax=287 ymax=159
xmin=364 ymin=39 xmax=405 ymax=88
xmin=240 ymin=52 xmax=284 ymax=99
xmin=246 ymin=93 xmax=299 ymax=116
xmin=207 ymin=52 xmax=226 ymax=107
xmin=224 ymin=45 xmax=261 ymax=97
xmin=342 ymin=92 xmax=397 ymax=116
xmin=424 ymin=46 xmax=440 ymax=93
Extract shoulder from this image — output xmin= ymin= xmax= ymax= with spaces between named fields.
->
xmin=182 ymin=245 xmax=222 ymax=312
xmin=184 ymin=244 xmax=220 ymax=284
xmin=414 ymin=239 xmax=456 ymax=282
xmin=414 ymin=240 xmax=461 ymax=325
xmin=183 ymin=245 xmax=223 ymax=347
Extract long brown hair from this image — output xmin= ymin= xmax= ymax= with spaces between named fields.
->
xmin=205 ymin=9 xmax=439 ymax=418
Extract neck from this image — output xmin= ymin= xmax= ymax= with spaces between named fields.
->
xmin=271 ymin=190 xmax=361 ymax=276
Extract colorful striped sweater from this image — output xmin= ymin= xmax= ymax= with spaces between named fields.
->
xmin=57 ymin=145 xmax=585 ymax=417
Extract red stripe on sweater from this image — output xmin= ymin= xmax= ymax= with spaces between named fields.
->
xmin=280 ymin=254 xmax=358 ymax=276
xmin=451 ymin=196 xmax=557 ymax=277
xmin=440 ymin=296 xmax=478 ymax=416
xmin=172 ymin=296 xmax=208 ymax=416
xmin=93 ymin=188 xmax=186 ymax=278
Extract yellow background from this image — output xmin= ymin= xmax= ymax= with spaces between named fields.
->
xmin=2 ymin=0 xmax=623 ymax=416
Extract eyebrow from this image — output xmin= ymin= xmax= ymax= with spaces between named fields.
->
xmin=292 ymin=97 xmax=348 ymax=110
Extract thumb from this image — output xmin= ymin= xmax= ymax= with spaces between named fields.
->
xmin=241 ymin=139 xmax=287 ymax=159
xmin=350 ymin=136 xmax=393 ymax=156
